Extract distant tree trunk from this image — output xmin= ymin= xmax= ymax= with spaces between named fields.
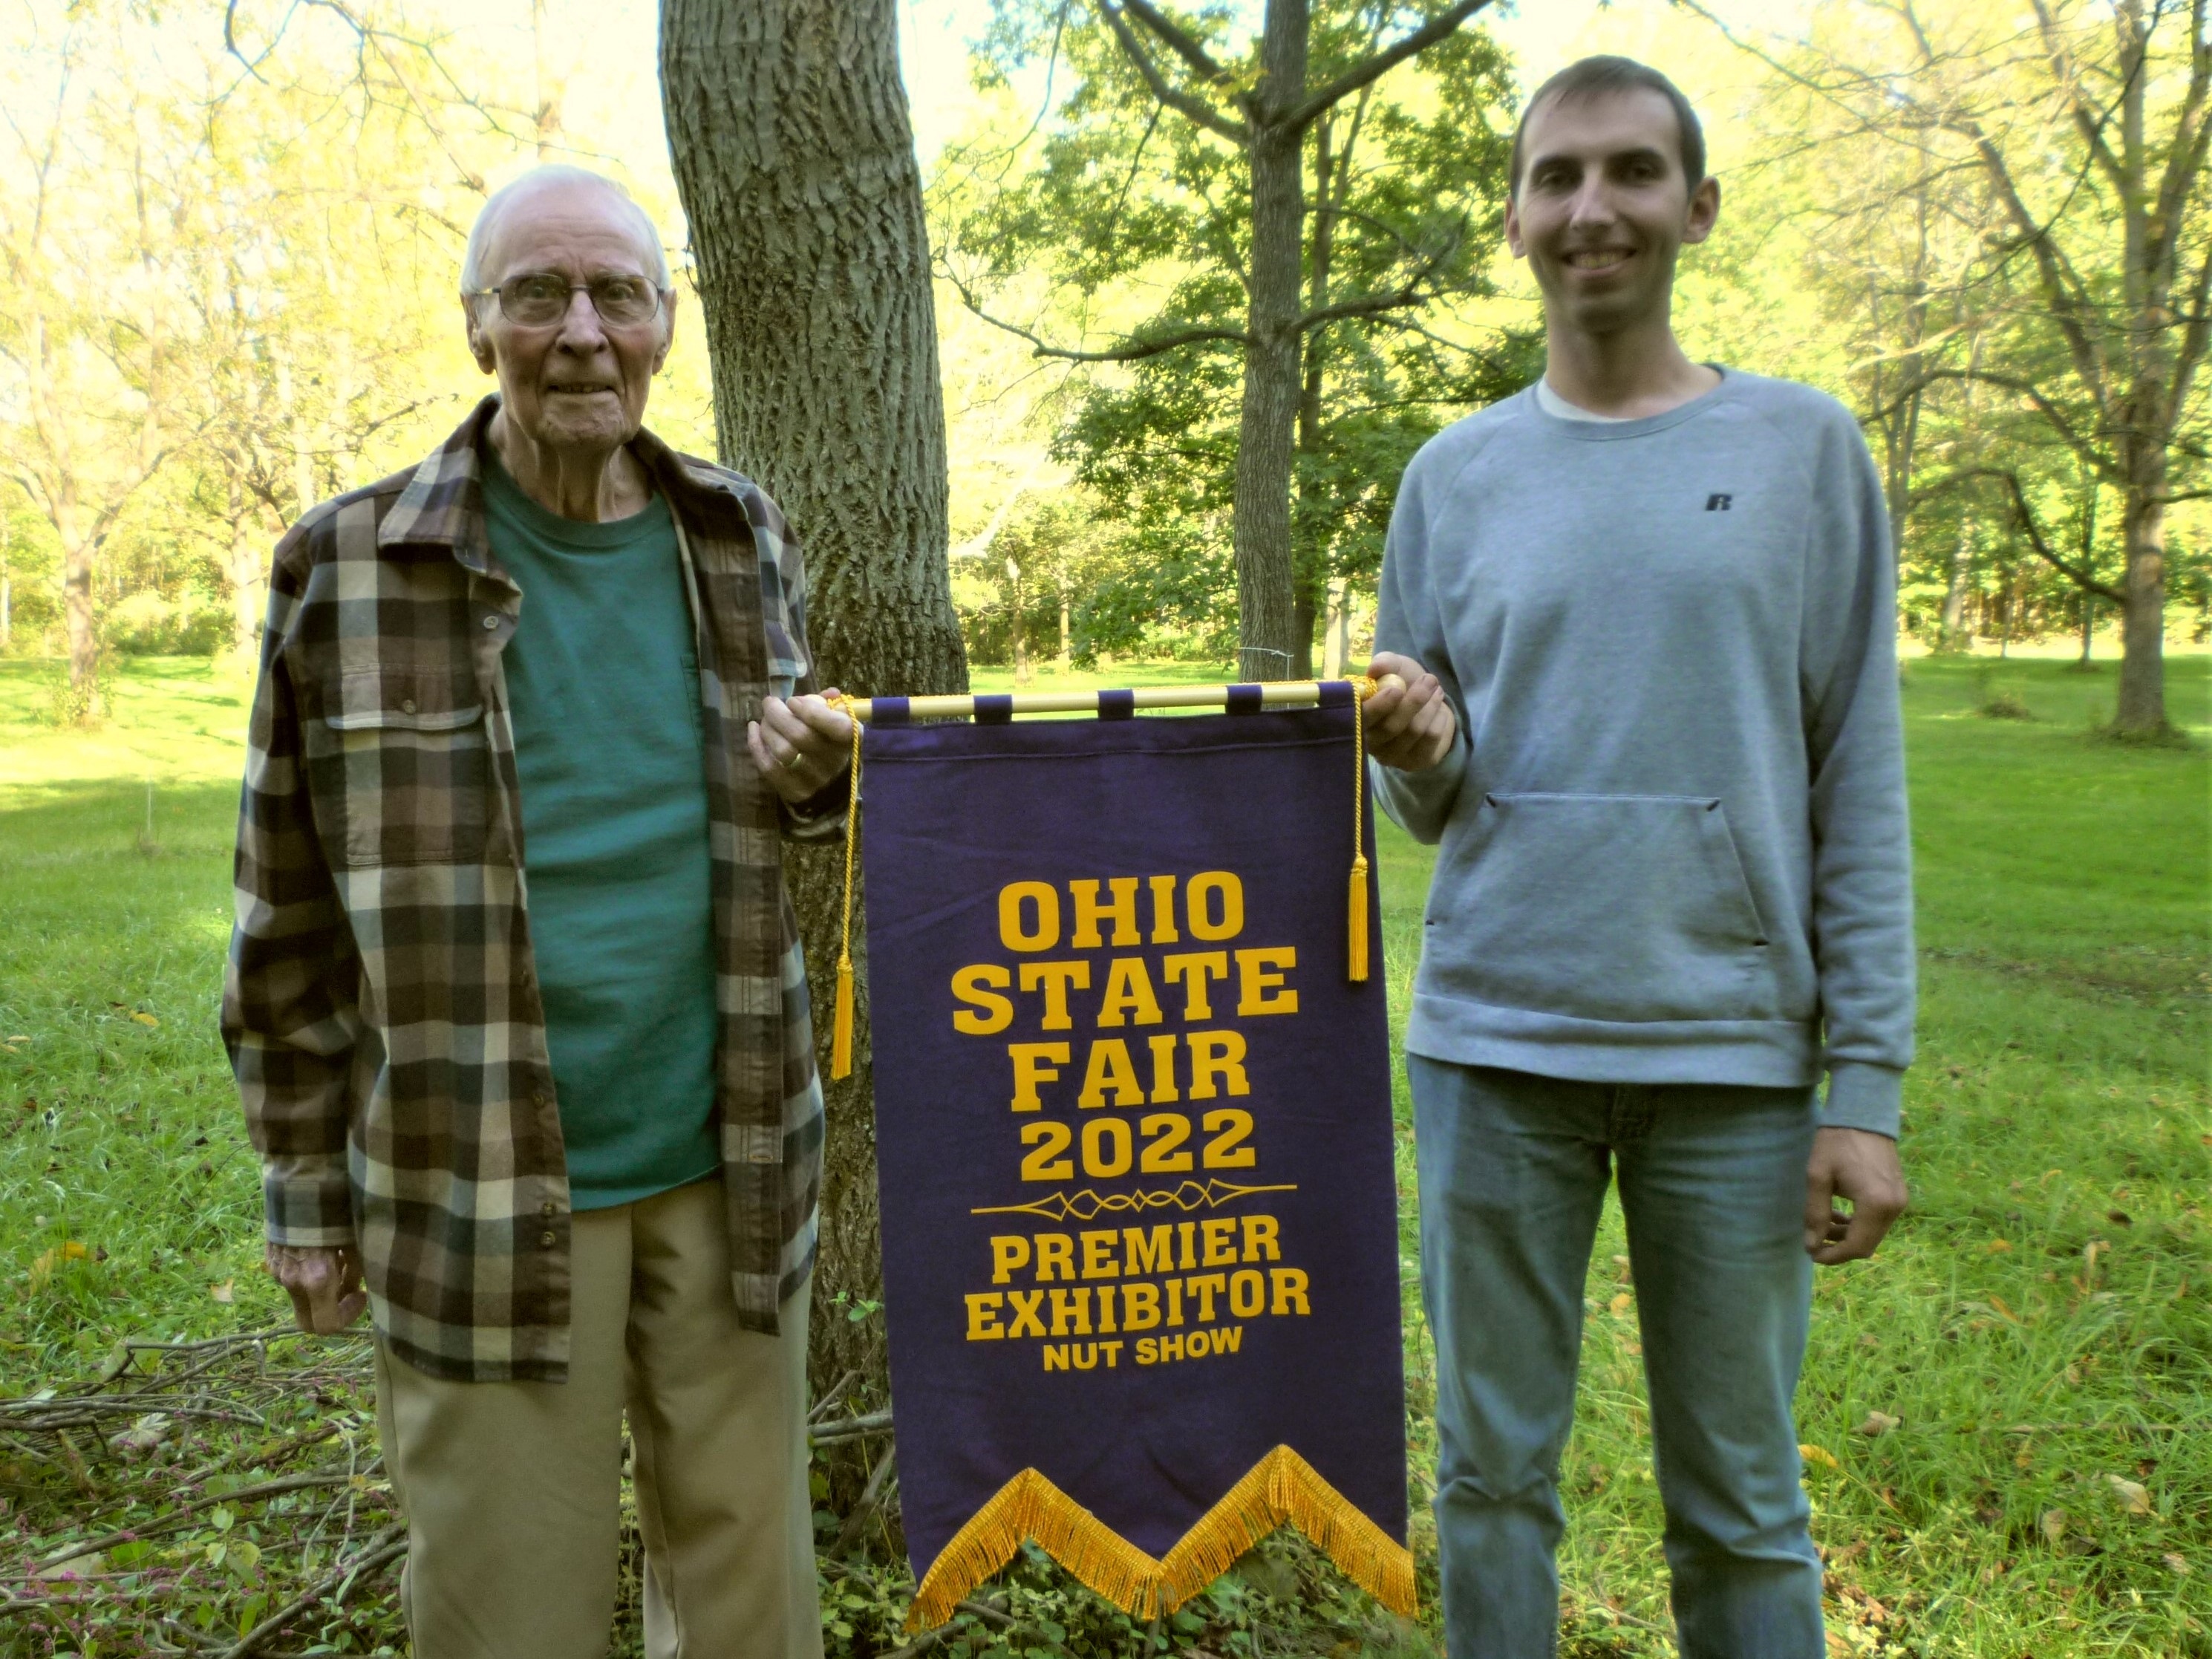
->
xmin=1057 ymin=589 xmax=1071 ymax=668
xmin=1234 ymin=0 xmax=1307 ymax=685
xmin=2116 ymin=408 xmax=2169 ymax=727
xmin=1939 ymin=515 xmax=1973 ymax=649
xmin=662 ymin=0 xmax=968 ymax=1406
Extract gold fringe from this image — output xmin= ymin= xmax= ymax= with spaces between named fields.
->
xmin=904 ymin=1446 xmax=1415 ymax=1631
xmin=907 ymin=1467 xmax=1166 ymax=1629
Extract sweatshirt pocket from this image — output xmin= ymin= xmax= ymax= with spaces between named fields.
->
xmin=1429 ymin=792 xmax=1774 ymax=1024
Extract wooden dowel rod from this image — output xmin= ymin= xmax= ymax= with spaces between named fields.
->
xmin=844 ymin=677 xmax=1389 ymax=723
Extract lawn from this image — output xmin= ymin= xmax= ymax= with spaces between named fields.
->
xmin=0 ymin=651 xmax=2206 ymax=1657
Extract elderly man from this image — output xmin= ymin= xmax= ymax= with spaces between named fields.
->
xmin=222 ymin=165 xmax=849 ymax=1659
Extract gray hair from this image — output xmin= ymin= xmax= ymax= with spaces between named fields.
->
xmin=460 ymin=164 xmax=671 ymax=293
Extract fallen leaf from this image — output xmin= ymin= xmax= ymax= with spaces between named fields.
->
xmin=2166 ymin=1553 xmax=2191 ymax=1575
xmin=1608 ymin=1291 xmax=1632 ymax=1314
xmin=129 ymin=1011 xmax=158 ymax=1029
xmin=1985 ymin=1238 xmax=2013 ymax=1254
xmin=1988 ymin=1294 xmax=2023 ymax=1324
xmin=1825 ymin=1632 xmax=1850 ymax=1658
xmin=1800 ymin=1443 xmax=1841 ymax=1470
xmin=1856 ymin=1411 xmax=1901 ymax=1437
xmin=209 ymin=1279 xmax=234 ymax=1303
xmin=4 ymin=1035 xmax=27 ymax=1043
xmin=2106 ymin=1474 xmax=2152 ymax=1516
xmin=35 ymin=1551 xmax=104 ymax=1580
xmin=2040 ymin=1509 xmax=2068 ymax=1545
xmin=2107 ymin=1210 xmax=2133 ymax=1226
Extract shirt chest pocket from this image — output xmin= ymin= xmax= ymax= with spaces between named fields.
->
xmin=308 ymin=669 xmax=492 ymax=867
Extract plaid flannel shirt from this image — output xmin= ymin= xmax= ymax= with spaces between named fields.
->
xmin=223 ymin=397 xmax=838 ymax=1383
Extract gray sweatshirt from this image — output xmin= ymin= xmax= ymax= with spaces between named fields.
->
xmin=1372 ymin=370 xmax=1913 ymax=1136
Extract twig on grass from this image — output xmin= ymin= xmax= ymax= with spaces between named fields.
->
xmin=211 ymin=1522 xmax=408 ymax=1659
xmin=832 ymin=1445 xmax=896 ymax=1558
xmin=809 ymin=1369 xmax=861 ymax=1424
xmin=24 ymin=1470 xmax=358 ymax=1574
xmin=809 ymin=1409 xmax=893 ymax=1444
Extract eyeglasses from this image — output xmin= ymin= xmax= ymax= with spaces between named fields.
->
xmin=470 ymin=273 xmax=667 ymax=327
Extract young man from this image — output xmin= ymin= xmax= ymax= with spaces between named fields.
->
xmin=1360 ymin=57 xmax=1912 ymax=1659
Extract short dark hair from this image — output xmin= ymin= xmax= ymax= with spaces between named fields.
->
xmin=1509 ymin=56 xmax=1706 ymax=198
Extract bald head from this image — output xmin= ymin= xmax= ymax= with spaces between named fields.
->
xmin=461 ymin=165 xmax=670 ymax=296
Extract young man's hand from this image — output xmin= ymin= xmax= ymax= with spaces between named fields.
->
xmin=1363 ymin=652 xmax=1459 ymax=772
xmin=1804 ymin=1128 xmax=1908 ymax=1264
xmin=267 ymin=1243 xmax=368 ymax=1334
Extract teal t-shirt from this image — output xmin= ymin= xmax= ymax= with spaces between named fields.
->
xmin=484 ymin=454 xmax=720 ymax=1209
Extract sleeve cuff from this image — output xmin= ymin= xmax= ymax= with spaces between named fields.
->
xmin=262 ymin=1158 xmax=355 ymax=1247
xmin=1821 ymin=1061 xmax=1902 ymax=1138
xmin=779 ymin=766 xmax=851 ymax=843
xmin=1368 ymin=737 xmax=1468 ymax=844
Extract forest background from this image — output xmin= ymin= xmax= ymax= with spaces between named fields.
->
xmin=4 ymin=0 xmax=2208 ymax=697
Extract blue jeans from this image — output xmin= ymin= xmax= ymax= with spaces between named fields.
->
xmin=1412 ymin=1057 xmax=1824 ymax=1659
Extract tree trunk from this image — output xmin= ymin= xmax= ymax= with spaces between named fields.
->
xmin=1231 ymin=0 xmax=1309 ymax=682
xmin=1057 ymin=589 xmax=1071 ymax=669
xmin=58 ymin=501 xmax=96 ymax=711
xmin=2115 ymin=469 xmax=2168 ymax=730
xmin=1939 ymin=514 xmax=1973 ymax=649
xmin=2078 ymin=593 xmax=2095 ymax=665
xmin=662 ymin=0 xmax=968 ymax=1406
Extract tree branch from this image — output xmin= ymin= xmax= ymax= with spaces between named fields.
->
xmin=1120 ymin=0 xmax=1230 ymax=84
xmin=944 ymin=267 xmax=1250 ymax=361
xmin=1093 ymin=1 xmax=1248 ymax=143
xmin=1945 ymin=466 xmax=2126 ymax=601
xmin=1282 ymin=0 xmax=1495 ymax=134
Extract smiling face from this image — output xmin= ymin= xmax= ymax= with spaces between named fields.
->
xmin=463 ymin=179 xmax=673 ymax=459
xmin=1504 ymin=85 xmax=1719 ymax=340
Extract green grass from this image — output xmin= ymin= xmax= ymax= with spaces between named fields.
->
xmin=0 ymin=653 xmax=2207 ymax=1656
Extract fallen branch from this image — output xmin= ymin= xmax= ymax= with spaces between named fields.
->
xmin=809 ymin=1409 xmax=892 ymax=1444
xmin=213 ymin=1522 xmax=408 ymax=1659
xmin=24 ymin=1471 xmax=358 ymax=1575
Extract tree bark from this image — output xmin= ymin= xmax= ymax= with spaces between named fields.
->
xmin=1231 ymin=0 xmax=1310 ymax=682
xmin=662 ymin=0 xmax=968 ymax=1403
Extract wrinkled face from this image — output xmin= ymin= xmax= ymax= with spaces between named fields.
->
xmin=464 ymin=182 xmax=673 ymax=455
xmin=1505 ymin=87 xmax=1718 ymax=336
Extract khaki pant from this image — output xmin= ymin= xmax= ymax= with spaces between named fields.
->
xmin=373 ymin=1177 xmax=822 ymax=1659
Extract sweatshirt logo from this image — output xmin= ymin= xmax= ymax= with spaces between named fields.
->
xmin=1705 ymin=493 xmax=1734 ymax=512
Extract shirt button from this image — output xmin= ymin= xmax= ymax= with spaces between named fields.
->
xmin=399 ymin=697 xmax=417 ymax=714
xmin=750 ymin=1148 xmax=776 ymax=1165
xmin=482 ymin=614 xmax=500 ymax=630
xmin=532 ymin=1089 xmax=549 ymax=1108
xmin=541 ymin=1200 xmax=556 ymax=1218
xmin=540 ymin=1231 xmax=557 ymax=1248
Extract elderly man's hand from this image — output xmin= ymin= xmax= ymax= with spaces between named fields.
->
xmin=267 ymin=1243 xmax=367 ymax=1334
xmin=748 ymin=690 xmax=854 ymax=806
xmin=1363 ymin=652 xmax=1459 ymax=772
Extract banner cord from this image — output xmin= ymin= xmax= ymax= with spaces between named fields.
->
xmin=830 ymin=696 xmax=862 ymax=1080
xmin=1348 ymin=676 xmax=1374 ymax=983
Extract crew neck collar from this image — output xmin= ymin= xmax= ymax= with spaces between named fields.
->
xmin=1524 ymin=366 xmax=1734 ymax=439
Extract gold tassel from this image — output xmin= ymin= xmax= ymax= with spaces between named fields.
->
xmin=830 ymin=958 xmax=854 ymax=1080
xmin=1348 ymin=855 xmax=1370 ymax=982
xmin=829 ymin=697 xmax=863 ymax=1081
xmin=904 ymin=1447 xmax=1416 ymax=1631
xmin=1348 ymin=676 xmax=1374 ymax=982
